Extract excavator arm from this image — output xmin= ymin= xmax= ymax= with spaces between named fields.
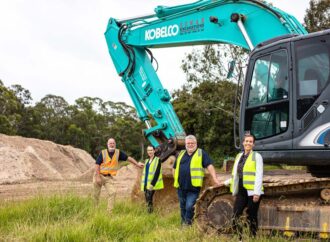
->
xmin=104 ymin=0 xmax=307 ymax=160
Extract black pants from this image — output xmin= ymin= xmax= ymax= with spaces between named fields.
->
xmin=144 ymin=189 xmax=155 ymax=213
xmin=233 ymin=179 xmax=261 ymax=238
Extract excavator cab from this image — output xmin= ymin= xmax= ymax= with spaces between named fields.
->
xmin=196 ymin=31 xmax=330 ymax=235
xmin=241 ymin=30 xmax=330 ymax=168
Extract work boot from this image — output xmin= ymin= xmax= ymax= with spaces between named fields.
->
xmin=147 ymin=205 xmax=153 ymax=213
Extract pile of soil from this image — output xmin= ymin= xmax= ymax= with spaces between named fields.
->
xmin=0 ymin=134 xmax=94 ymax=184
xmin=0 ymin=134 xmax=140 ymax=201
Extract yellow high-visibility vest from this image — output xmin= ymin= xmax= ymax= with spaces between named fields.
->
xmin=140 ymin=157 xmax=164 ymax=191
xmin=100 ymin=149 xmax=120 ymax=176
xmin=230 ymin=151 xmax=264 ymax=192
xmin=174 ymin=149 xmax=204 ymax=188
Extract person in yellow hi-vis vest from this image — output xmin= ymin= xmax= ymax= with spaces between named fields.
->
xmin=224 ymin=134 xmax=264 ymax=240
xmin=173 ymin=135 xmax=220 ymax=225
xmin=93 ymin=138 xmax=144 ymax=212
xmin=140 ymin=145 xmax=163 ymax=213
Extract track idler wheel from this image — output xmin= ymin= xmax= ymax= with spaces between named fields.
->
xmin=206 ymin=195 xmax=234 ymax=233
xmin=321 ymin=188 xmax=330 ymax=202
xmin=195 ymin=185 xmax=233 ymax=233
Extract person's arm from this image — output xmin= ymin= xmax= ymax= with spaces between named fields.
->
xmin=94 ymin=164 xmax=102 ymax=185
xmin=127 ymin=156 xmax=144 ymax=168
xmin=206 ymin=164 xmax=220 ymax=186
xmin=95 ymin=153 xmax=103 ymax=185
xmin=149 ymin=160 xmax=161 ymax=189
xmin=201 ymin=150 xmax=220 ymax=186
xmin=95 ymin=164 xmax=100 ymax=174
xmin=172 ymin=159 xmax=177 ymax=178
xmin=253 ymin=153 xmax=264 ymax=202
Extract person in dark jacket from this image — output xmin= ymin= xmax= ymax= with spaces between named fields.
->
xmin=173 ymin=135 xmax=220 ymax=225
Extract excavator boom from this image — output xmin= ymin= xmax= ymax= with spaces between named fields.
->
xmin=104 ymin=0 xmax=306 ymax=159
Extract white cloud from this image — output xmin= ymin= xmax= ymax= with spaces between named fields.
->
xmin=0 ymin=0 xmax=310 ymax=105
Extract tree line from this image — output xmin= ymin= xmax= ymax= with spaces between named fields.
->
xmin=0 ymin=76 xmax=238 ymax=164
xmin=0 ymin=80 xmax=145 ymax=159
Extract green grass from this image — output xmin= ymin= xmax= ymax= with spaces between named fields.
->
xmin=0 ymin=195 xmax=311 ymax=241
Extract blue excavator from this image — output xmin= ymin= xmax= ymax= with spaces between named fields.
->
xmin=105 ymin=0 xmax=330 ymax=237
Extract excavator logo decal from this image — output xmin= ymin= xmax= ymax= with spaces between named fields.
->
xmin=145 ymin=24 xmax=179 ymax=40
xmin=299 ymin=122 xmax=330 ymax=146
xmin=180 ymin=18 xmax=205 ymax=35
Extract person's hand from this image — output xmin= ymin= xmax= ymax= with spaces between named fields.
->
xmin=137 ymin=162 xmax=144 ymax=168
xmin=95 ymin=174 xmax=102 ymax=186
xmin=223 ymin=179 xmax=231 ymax=187
xmin=253 ymin=195 xmax=260 ymax=203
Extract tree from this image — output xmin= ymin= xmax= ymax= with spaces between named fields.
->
xmin=0 ymin=80 xmax=22 ymax=134
xmin=32 ymin=95 xmax=70 ymax=143
xmin=181 ymin=44 xmax=248 ymax=86
xmin=304 ymin=0 xmax=330 ymax=32
xmin=0 ymin=80 xmax=146 ymax=159
xmin=9 ymin=84 xmax=33 ymax=106
xmin=174 ymin=44 xmax=247 ymax=163
xmin=173 ymin=80 xmax=238 ymax=162
xmin=70 ymin=97 xmax=145 ymax=158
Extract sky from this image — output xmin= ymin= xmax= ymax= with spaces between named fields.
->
xmin=0 ymin=0 xmax=310 ymax=105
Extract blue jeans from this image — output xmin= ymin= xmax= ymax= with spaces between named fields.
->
xmin=177 ymin=189 xmax=200 ymax=225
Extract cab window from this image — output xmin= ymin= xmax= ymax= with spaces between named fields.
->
xmin=246 ymin=49 xmax=289 ymax=139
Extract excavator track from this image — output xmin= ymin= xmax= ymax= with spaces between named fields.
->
xmin=195 ymin=171 xmax=330 ymax=238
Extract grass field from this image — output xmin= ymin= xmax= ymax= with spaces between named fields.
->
xmin=0 ymin=195 xmax=307 ymax=242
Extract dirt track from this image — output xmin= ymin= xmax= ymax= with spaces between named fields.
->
xmin=0 ymin=165 xmax=140 ymax=202
xmin=0 ymin=180 xmax=93 ymax=201
xmin=0 ymin=168 xmax=311 ymax=202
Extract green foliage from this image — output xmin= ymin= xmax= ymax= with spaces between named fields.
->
xmin=0 ymin=195 xmax=209 ymax=241
xmin=0 ymin=80 xmax=23 ymax=135
xmin=304 ymin=0 xmax=330 ymax=32
xmin=173 ymin=80 xmax=238 ymax=165
xmin=0 ymin=81 xmax=145 ymax=159
xmin=0 ymin=195 xmax=91 ymax=234
xmin=0 ymin=195 xmax=309 ymax=241
xmin=175 ymin=44 xmax=248 ymax=165
xmin=181 ymin=45 xmax=248 ymax=86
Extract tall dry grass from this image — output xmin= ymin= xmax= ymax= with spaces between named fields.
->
xmin=0 ymin=195 xmax=304 ymax=241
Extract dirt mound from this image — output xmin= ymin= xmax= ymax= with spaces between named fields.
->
xmin=0 ymin=133 xmax=94 ymax=184
xmin=0 ymin=133 xmax=144 ymax=201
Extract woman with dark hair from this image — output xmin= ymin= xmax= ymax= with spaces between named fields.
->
xmin=225 ymin=134 xmax=264 ymax=240
xmin=141 ymin=145 xmax=163 ymax=213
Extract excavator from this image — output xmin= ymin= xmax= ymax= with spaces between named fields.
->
xmin=105 ymin=0 xmax=330 ymax=237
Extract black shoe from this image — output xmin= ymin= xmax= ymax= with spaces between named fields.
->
xmin=147 ymin=206 xmax=153 ymax=213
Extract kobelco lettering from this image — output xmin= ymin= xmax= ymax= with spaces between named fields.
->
xmin=145 ymin=24 xmax=179 ymax=40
